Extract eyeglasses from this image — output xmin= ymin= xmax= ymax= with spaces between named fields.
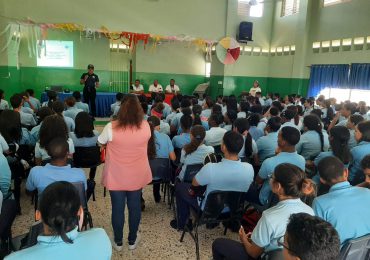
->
xmin=277 ymin=236 xmax=297 ymax=255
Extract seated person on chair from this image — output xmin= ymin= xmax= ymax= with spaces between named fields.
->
xmin=256 ymin=116 xmax=281 ymax=162
xmin=69 ymin=112 xmax=99 ymax=181
xmin=204 ymin=113 xmax=227 ymax=147
xmin=148 ymin=79 xmax=163 ymax=93
xmin=63 ymin=97 xmax=83 ymax=121
xmin=147 ymin=116 xmax=176 ymax=203
xmin=357 ymin=155 xmax=370 ymax=189
xmin=172 ymin=114 xmax=192 ymax=149
xmin=177 ymin=125 xmax=214 ymax=182
xmin=212 ymin=164 xmax=315 ymax=260
xmin=25 ymin=89 xmax=41 ymax=112
xmin=171 ymin=131 xmax=254 ymax=230
xmin=111 ymin=92 xmax=123 ymax=116
xmin=281 ymin=213 xmax=340 ymax=260
xmin=27 ymin=138 xmax=86 ymax=197
xmin=5 ymin=181 xmax=111 ymax=260
xmin=130 ymin=79 xmax=144 ymax=95
xmin=34 ymin=115 xmax=75 ymax=165
xmin=250 ymin=126 xmax=305 ymax=206
xmin=313 ymin=156 xmax=370 ymax=246
xmin=30 ymin=107 xmax=53 ymax=141
xmin=72 ymin=91 xmax=89 ymax=113
xmin=233 ymin=118 xmax=258 ymax=163
xmin=11 ymin=94 xmax=37 ymax=127
xmin=51 ymin=101 xmax=75 ymax=132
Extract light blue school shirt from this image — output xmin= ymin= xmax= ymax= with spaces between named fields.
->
xmin=30 ymin=123 xmax=42 ymax=141
xmin=69 ymin=130 xmax=99 ymax=147
xmin=159 ymin=121 xmax=170 ymax=135
xmin=111 ymin=101 xmax=121 ymax=113
xmin=163 ymin=103 xmax=172 ymax=118
xmin=63 ymin=115 xmax=75 ymax=132
xmin=19 ymin=111 xmax=36 ymax=126
xmin=258 ymin=152 xmax=305 ymax=205
xmin=165 ymin=111 xmax=177 ymax=124
xmin=256 ymin=132 xmax=278 ymax=162
xmin=23 ymin=97 xmax=41 ymax=111
xmin=296 ymin=130 xmax=329 ymax=160
xmin=154 ymin=130 xmax=174 ymax=159
xmin=0 ymin=153 xmax=11 ymax=199
xmin=200 ymin=109 xmax=212 ymax=119
xmin=280 ymin=121 xmax=300 ymax=131
xmin=170 ymin=112 xmax=184 ymax=130
xmin=178 ymin=121 xmax=209 ymax=135
xmin=348 ymin=129 xmax=357 ymax=150
xmin=337 ymin=119 xmax=348 ymax=127
xmin=178 ymin=144 xmax=214 ymax=181
xmin=0 ymin=134 xmax=9 ymax=152
xmin=5 ymin=227 xmax=112 ymax=260
xmin=63 ymin=107 xmax=83 ymax=121
xmin=195 ymin=159 xmax=254 ymax=210
xmin=252 ymin=199 xmax=314 ymax=252
xmin=26 ymin=164 xmax=87 ymax=196
xmin=0 ymin=99 xmax=9 ymax=110
xmin=113 ymin=105 xmax=120 ymax=116
xmin=238 ymin=136 xmax=258 ymax=159
xmin=21 ymin=106 xmax=34 ymax=115
xmin=313 ymin=181 xmax=370 ymax=246
xmin=75 ymin=101 xmax=89 ymax=113
xmin=350 ymin=141 xmax=370 ymax=182
xmin=249 ymin=126 xmax=264 ymax=141
xmin=172 ymin=133 xmax=191 ymax=149
xmin=237 ymin=111 xmax=247 ymax=118
xmin=20 ymin=128 xmax=36 ymax=146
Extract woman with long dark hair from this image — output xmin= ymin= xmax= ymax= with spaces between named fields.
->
xmin=177 ymin=126 xmax=214 ymax=181
xmin=233 ymin=118 xmax=257 ymax=163
xmin=296 ymin=114 xmax=329 ymax=160
xmin=98 ymin=94 xmax=153 ymax=251
xmin=5 ymin=181 xmax=111 ymax=259
xmin=212 ymin=163 xmax=315 ymax=260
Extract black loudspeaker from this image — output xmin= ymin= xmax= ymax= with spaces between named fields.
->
xmin=238 ymin=22 xmax=253 ymax=43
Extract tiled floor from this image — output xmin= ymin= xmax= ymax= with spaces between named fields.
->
xmin=11 ymin=123 xmax=239 ymax=260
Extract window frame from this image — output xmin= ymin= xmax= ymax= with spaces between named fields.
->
xmin=323 ymin=0 xmax=351 ymax=7
xmin=281 ymin=0 xmax=300 ymax=17
xmin=238 ymin=0 xmax=264 ymax=18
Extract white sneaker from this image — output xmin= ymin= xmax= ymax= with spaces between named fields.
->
xmin=128 ymin=233 xmax=141 ymax=250
xmin=112 ymin=241 xmax=123 ymax=252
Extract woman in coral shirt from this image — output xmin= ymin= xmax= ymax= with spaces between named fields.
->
xmin=98 ymin=94 xmax=154 ymax=252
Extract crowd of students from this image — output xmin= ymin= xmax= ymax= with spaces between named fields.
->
xmin=0 ymin=87 xmax=369 ymax=259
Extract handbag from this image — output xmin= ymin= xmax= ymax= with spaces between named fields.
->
xmin=100 ymin=146 xmax=106 ymax=163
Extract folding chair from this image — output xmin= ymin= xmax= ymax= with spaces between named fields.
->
xmin=11 ymin=221 xmax=43 ymax=251
xmin=213 ymin=145 xmax=224 ymax=162
xmin=261 ymin=249 xmax=284 ymax=260
xmin=149 ymin=158 xmax=171 ymax=203
xmin=339 ymin=234 xmax=370 ymax=260
xmin=72 ymin=182 xmax=93 ymax=230
xmin=180 ymin=190 xmax=246 ymax=260
xmin=73 ymin=146 xmax=101 ymax=201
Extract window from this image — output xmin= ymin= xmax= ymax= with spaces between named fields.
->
xmin=238 ymin=0 xmax=264 ymax=18
xmin=205 ymin=62 xmax=211 ymax=78
xmin=281 ymin=0 xmax=300 ymax=17
xmin=316 ymin=88 xmax=370 ymax=105
xmin=323 ymin=0 xmax=351 ymax=7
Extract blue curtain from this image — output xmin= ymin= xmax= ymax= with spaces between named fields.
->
xmin=349 ymin=63 xmax=370 ymax=90
xmin=307 ymin=64 xmax=349 ymax=97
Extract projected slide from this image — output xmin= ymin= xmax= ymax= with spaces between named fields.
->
xmin=37 ymin=40 xmax=74 ymax=67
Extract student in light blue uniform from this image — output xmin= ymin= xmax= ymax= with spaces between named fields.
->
xmin=313 ymin=156 xmax=370 ymax=246
xmin=0 ymin=89 xmax=9 ymax=110
xmin=11 ymin=94 xmax=37 ymax=127
xmin=52 ymin=101 xmax=75 ymax=132
xmin=147 ymin=116 xmax=176 ymax=202
xmin=63 ymin=97 xmax=83 ymax=121
xmin=35 ymin=115 xmax=75 ymax=165
xmin=165 ymin=98 xmax=180 ymax=124
xmin=72 ymin=91 xmax=89 ymax=113
xmin=346 ymin=114 xmax=364 ymax=149
xmin=223 ymin=110 xmax=237 ymax=131
xmin=256 ymin=116 xmax=281 ymax=162
xmin=248 ymin=113 xmax=264 ymax=141
xmin=201 ymin=97 xmax=213 ymax=120
xmin=28 ymin=138 xmax=86 ymax=197
xmin=24 ymin=89 xmax=41 ymax=112
xmin=6 ymin=181 xmax=112 ymax=260
xmin=172 ymin=131 xmax=253 ymax=230
xmin=177 ymin=126 xmax=214 ymax=181
xmin=204 ymin=113 xmax=227 ymax=147
xmin=350 ymin=121 xmax=370 ymax=185
xmin=296 ymin=115 xmax=329 ymax=160
xmin=280 ymin=109 xmax=300 ymax=131
xmin=233 ymin=118 xmax=258 ymax=163
xmin=111 ymin=92 xmax=123 ymax=115
xmin=192 ymin=104 xmax=209 ymax=130
xmin=253 ymin=126 xmax=305 ymax=206
xmin=212 ymin=163 xmax=315 ymax=260
xmin=30 ymin=107 xmax=53 ymax=141
xmin=172 ymin=114 xmax=192 ymax=149
xmin=0 ymin=153 xmax=11 ymax=199
xmin=171 ymin=98 xmax=191 ymax=132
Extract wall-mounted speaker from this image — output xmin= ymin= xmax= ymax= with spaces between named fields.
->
xmin=237 ymin=22 xmax=253 ymax=43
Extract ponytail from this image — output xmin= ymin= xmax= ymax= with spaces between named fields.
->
xmin=184 ymin=125 xmax=205 ymax=155
xmin=329 ymin=126 xmax=351 ymax=165
xmin=146 ymin=117 xmax=158 ymax=160
xmin=234 ymin=118 xmax=253 ymax=158
xmin=304 ymin=115 xmax=324 ymax=152
xmin=273 ymin=163 xmax=316 ymax=206
xmin=192 ymin=104 xmax=202 ymax=126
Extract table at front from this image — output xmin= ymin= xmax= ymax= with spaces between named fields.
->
xmin=41 ymin=92 xmax=116 ymax=117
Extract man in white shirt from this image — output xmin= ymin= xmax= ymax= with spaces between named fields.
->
xmin=130 ymin=79 xmax=144 ymax=95
xmin=204 ymin=113 xmax=227 ymax=146
xmin=165 ymin=79 xmax=181 ymax=95
xmin=148 ymin=80 xmax=163 ymax=93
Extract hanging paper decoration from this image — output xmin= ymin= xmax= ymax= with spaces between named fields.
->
xmin=216 ymin=37 xmax=240 ymax=65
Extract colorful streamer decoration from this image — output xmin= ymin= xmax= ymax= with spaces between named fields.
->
xmin=216 ymin=37 xmax=240 ymax=65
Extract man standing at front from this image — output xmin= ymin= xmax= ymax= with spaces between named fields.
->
xmin=80 ymin=64 xmax=99 ymax=117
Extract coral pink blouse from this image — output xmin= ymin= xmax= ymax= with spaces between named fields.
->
xmin=98 ymin=121 xmax=152 ymax=191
